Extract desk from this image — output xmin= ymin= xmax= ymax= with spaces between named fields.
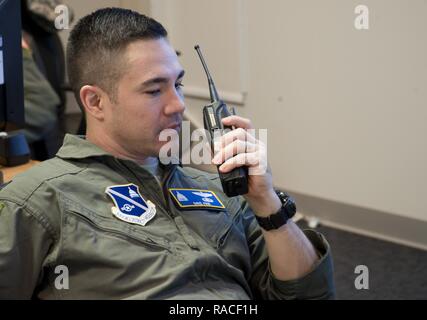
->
xmin=0 ymin=160 xmax=39 ymax=183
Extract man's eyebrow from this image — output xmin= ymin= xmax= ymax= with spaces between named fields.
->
xmin=140 ymin=70 xmax=185 ymax=89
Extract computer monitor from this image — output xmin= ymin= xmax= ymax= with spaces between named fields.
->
xmin=0 ymin=0 xmax=25 ymax=132
xmin=0 ymin=0 xmax=29 ymax=168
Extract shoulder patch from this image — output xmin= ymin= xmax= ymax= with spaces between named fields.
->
xmin=106 ymin=183 xmax=156 ymax=226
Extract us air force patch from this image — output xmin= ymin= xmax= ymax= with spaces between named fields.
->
xmin=105 ymin=184 xmax=156 ymax=226
xmin=169 ymin=188 xmax=225 ymax=210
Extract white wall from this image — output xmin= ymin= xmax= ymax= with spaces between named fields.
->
xmin=58 ymin=0 xmax=427 ymax=223
xmin=150 ymin=0 xmax=427 ymax=223
xmin=60 ymin=0 xmax=151 ymax=114
xmin=60 ymin=0 xmax=151 ymax=41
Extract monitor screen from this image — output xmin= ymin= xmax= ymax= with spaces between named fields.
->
xmin=0 ymin=0 xmax=25 ymax=132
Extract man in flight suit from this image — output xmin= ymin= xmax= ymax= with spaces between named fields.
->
xmin=0 ymin=8 xmax=335 ymax=299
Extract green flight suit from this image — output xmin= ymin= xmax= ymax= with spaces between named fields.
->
xmin=22 ymin=47 xmax=60 ymax=144
xmin=0 ymin=135 xmax=335 ymax=299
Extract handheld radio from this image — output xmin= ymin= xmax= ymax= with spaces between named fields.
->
xmin=194 ymin=45 xmax=248 ymax=197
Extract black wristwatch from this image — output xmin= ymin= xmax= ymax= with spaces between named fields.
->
xmin=255 ymin=191 xmax=296 ymax=231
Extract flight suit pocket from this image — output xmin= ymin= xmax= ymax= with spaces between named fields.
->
xmin=55 ymin=195 xmax=181 ymax=298
xmin=207 ymin=201 xmax=251 ymax=271
xmin=59 ymin=194 xmax=171 ymax=251
xmin=208 ymin=200 xmax=242 ymax=249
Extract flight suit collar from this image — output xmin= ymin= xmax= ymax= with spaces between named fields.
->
xmin=56 ymin=134 xmax=178 ymax=174
xmin=56 ymin=134 xmax=111 ymax=159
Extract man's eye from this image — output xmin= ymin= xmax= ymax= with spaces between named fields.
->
xmin=175 ymin=82 xmax=184 ymax=89
xmin=146 ymin=89 xmax=161 ymax=96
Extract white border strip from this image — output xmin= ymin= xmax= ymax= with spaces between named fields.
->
xmin=184 ymin=85 xmax=246 ymax=106
xmin=308 ymin=216 xmax=427 ymax=252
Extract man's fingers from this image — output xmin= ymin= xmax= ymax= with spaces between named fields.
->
xmin=215 ymin=127 xmax=256 ymax=148
xmin=221 ymin=115 xmax=253 ymax=130
xmin=218 ymin=152 xmax=260 ymax=172
xmin=212 ymin=140 xmax=258 ymax=164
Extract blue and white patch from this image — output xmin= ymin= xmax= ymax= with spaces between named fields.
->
xmin=169 ymin=188 xmax=225 ymax=209
xmin=105 ymin=184 xmax=156 ymax=226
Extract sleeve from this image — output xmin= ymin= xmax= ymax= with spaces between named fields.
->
xmin=0 ymin=200 xmax=54 ymax=299
xmin=241 ymin=200 xmax=336 ymax=300
xmin=22 ymin=48 xmax=60 ymax=143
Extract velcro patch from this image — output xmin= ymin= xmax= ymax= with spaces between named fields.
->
xmin=169 ymin=188 xmax=225 ymax=210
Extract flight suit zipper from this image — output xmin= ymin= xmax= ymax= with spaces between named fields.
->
xmin=114 ymin=159 xmax=199 ymax=250
xmin=113 ymin=159 xmax=173 ymax=220
xmin=161 ymin=164 xmax=200 ymax=250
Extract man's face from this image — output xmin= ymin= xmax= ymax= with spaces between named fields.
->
xmin=103 ymin=38 xmax=185 ymax=159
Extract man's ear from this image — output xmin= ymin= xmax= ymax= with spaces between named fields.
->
xmin=80 ymin=85 xmax=107 ymax=120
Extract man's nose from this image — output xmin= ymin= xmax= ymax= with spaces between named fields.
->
xmin=164 ymin=88 xmax=185 ymax=115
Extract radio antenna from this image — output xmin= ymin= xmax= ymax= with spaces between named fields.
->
xmin=195 ymin=45 xmax=220 ymax=103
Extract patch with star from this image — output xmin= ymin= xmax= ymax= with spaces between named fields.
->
xmin=105 ymin=184 xmax=156 ymax=226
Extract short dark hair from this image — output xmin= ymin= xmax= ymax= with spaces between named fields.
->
xmin=67 ymin=8 xmax=168 ymax=108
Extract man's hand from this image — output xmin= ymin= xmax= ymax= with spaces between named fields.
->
xmin=211 ymin=115 xmax=281 ymax=217
xmin=21 ymin=37 xmax=30 ymax=50
xmin=212 ymin=115 xmax=320 ymax=282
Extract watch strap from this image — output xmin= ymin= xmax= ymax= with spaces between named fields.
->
xmin=255 ymin=191 xmax=296 ymax=231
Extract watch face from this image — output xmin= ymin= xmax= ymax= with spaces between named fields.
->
xmin=279 ymin=192 xmax=296 ymax=216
